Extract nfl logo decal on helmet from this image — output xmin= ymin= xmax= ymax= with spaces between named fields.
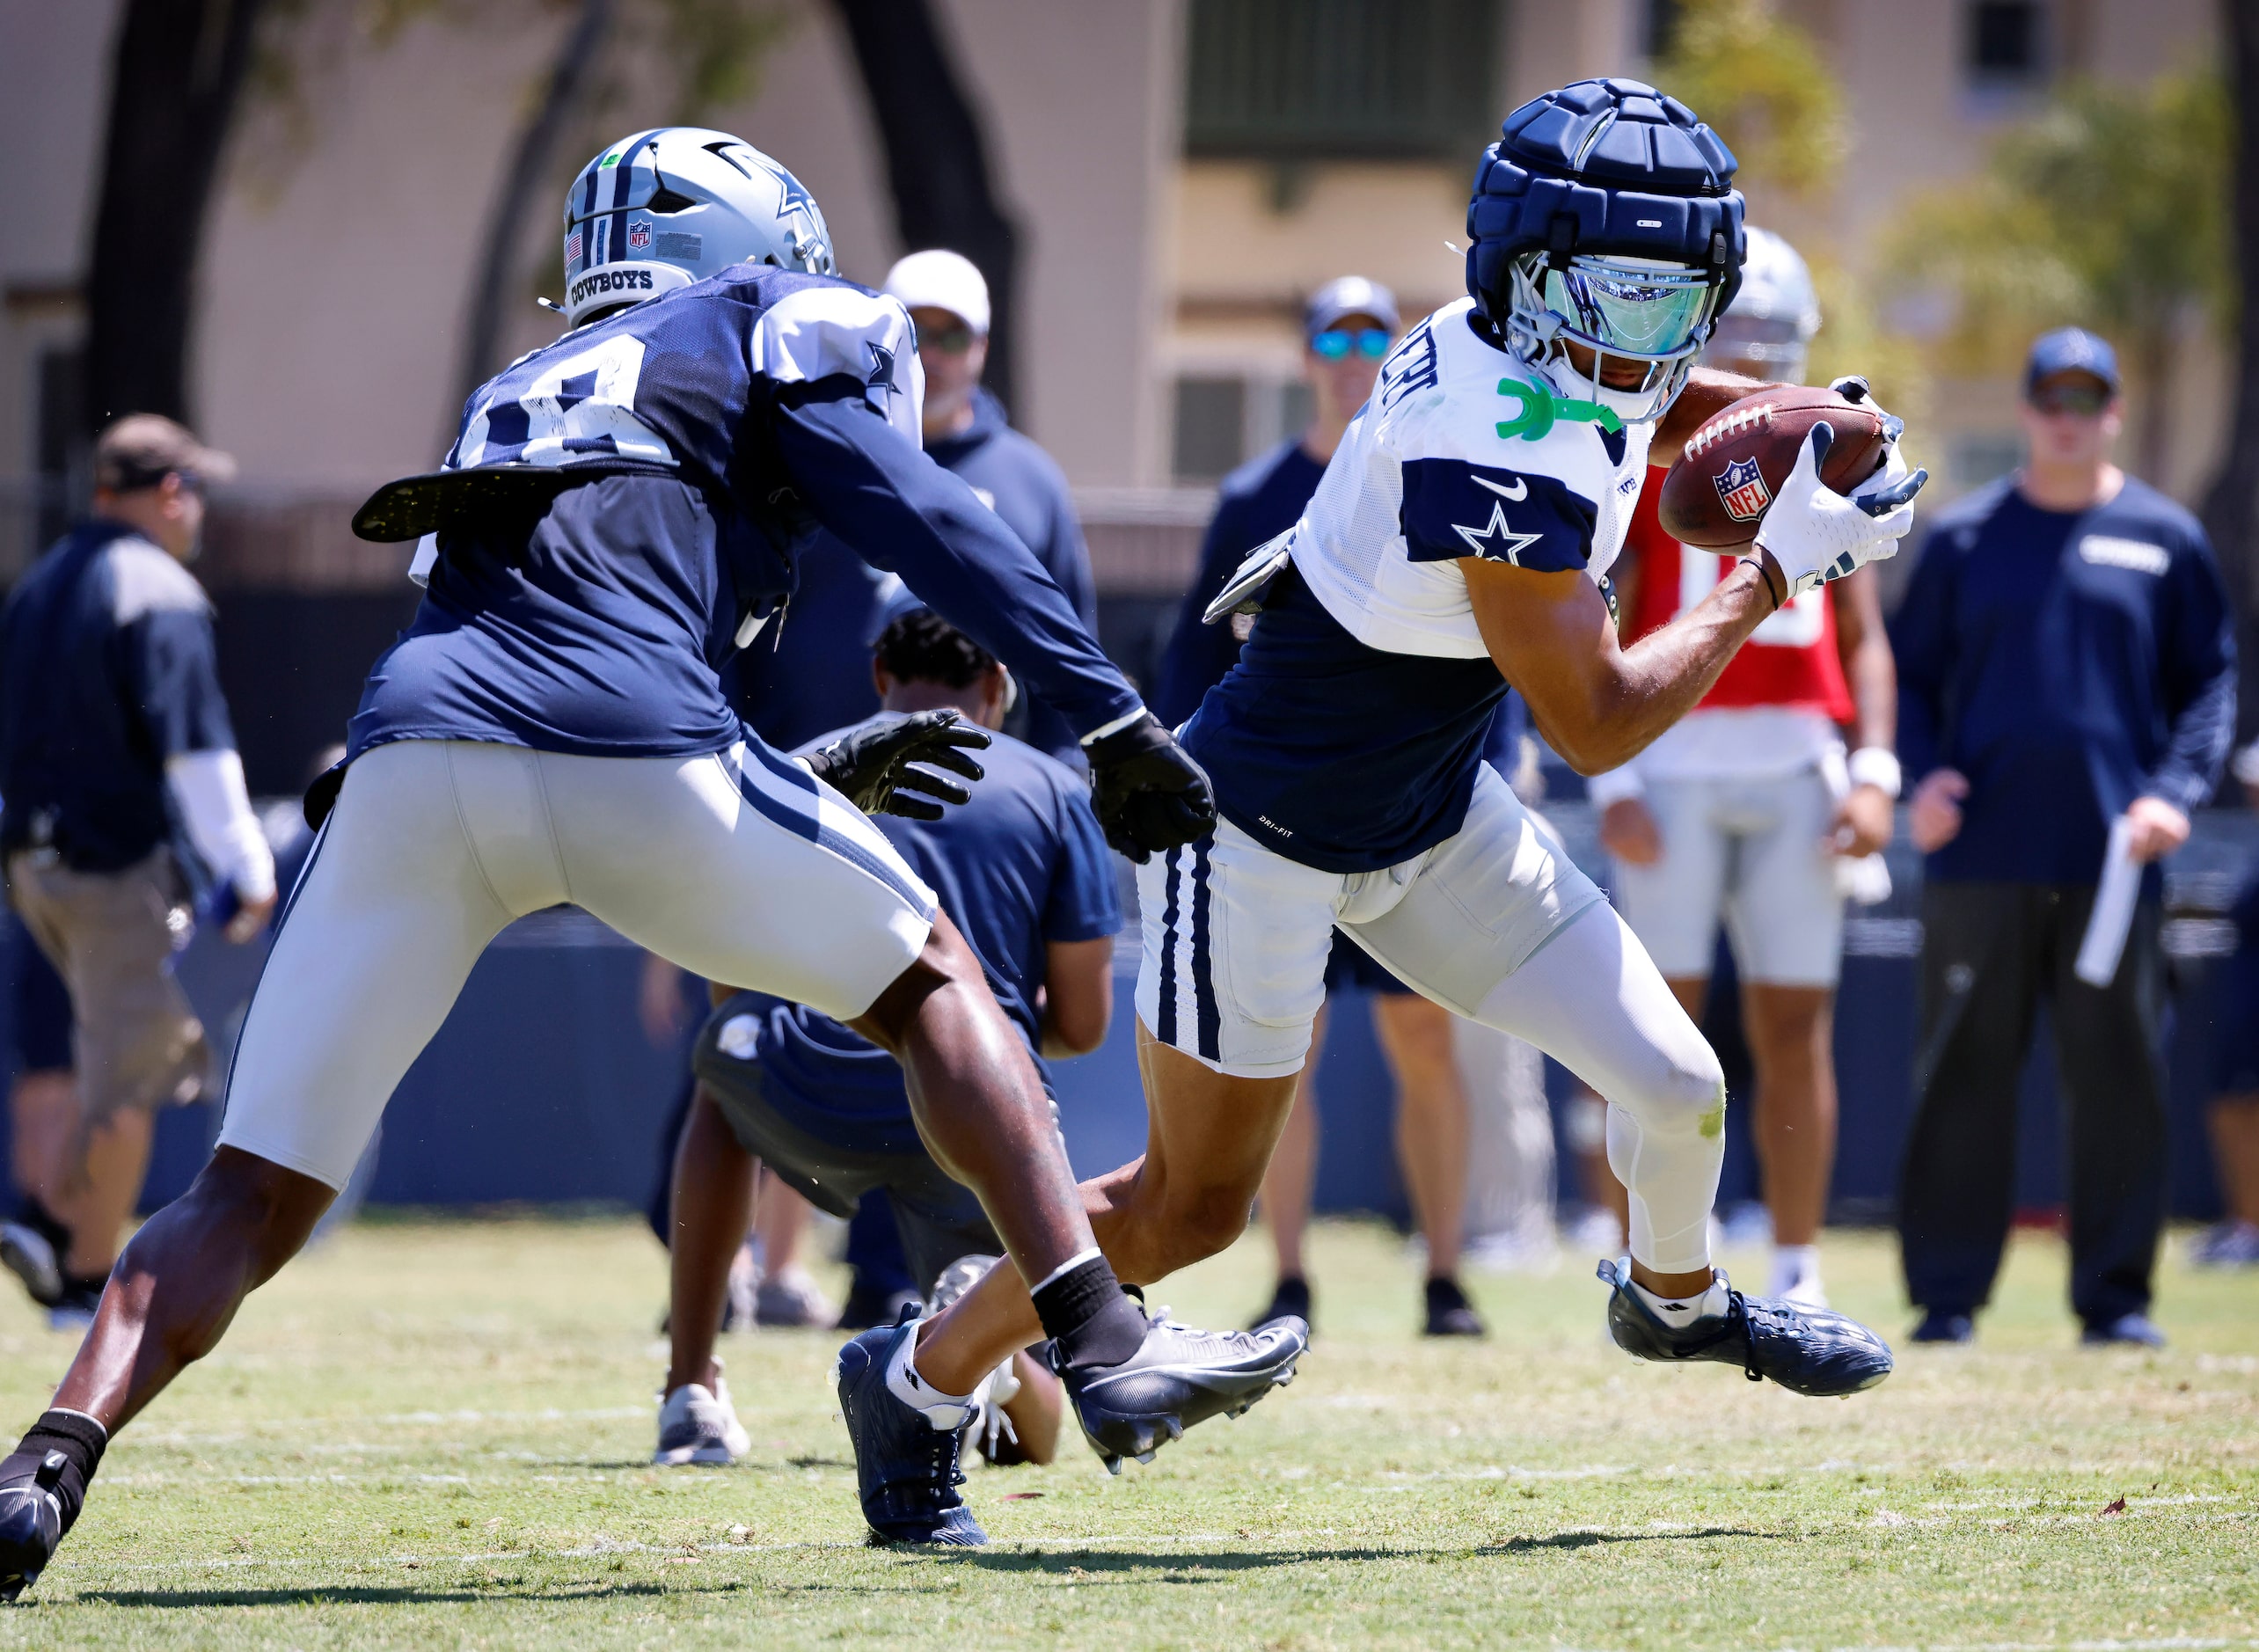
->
xmin=559 ymin=127 xmax=837 ymax=326
xmin=1714 ymin=456 xmax=1771 ymax=522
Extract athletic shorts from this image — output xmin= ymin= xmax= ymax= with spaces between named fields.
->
xmin=1137 ymin=764 xmax=1605 ymax=1078
xmin=5 ymin=910 xmax=73 ymax=1075
xmin=694 ymin=1014 xmax=997 ymax=1297
xmin=1322 ymin=932 xmax=1414 ymax=996
xmin=216 ymin=738 xmax=936 ymax=1189
xmin=1609 ymin=766 xmax=1845 ymax=987
xmin=8 ymin=849 xmax=208 ymax=1119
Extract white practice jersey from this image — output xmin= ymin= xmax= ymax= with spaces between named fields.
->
xmin=1181 ymin=299 xmax=1655 ymax=874
xmin=1290 ymin=297 xmax=1652 ymax=660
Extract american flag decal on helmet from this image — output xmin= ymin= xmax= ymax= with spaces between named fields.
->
xmin=1714 ymin=457 xmax=1772 ymax=523
xmin=565 ymin=229 xmax=582 ymax=270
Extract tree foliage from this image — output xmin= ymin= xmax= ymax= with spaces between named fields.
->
xmin=1651 ymin=0 xmax=1846 ymax=197
xmin=1882 ymin=69 xmax=2230 ymax=479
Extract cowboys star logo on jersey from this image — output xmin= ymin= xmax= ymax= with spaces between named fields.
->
xmin=1400 ymin=458 xmax=1597 ymax=569
xmin=1714 ymin=457 xmax=1772 ymax=523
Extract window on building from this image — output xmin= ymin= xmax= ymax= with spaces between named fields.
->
xmin=1642 ymin=0 xmax=1685 ymax=62
xmin=1966 ymin=1 xmax=2046 ymax=84
xmin=1171 ymin=375 xmax=1313 ymax=483
xmin=1185 ymin=0 xmax=1502 ymax=160
xmin=1173 ymin=377 xmax=1247 ymax=482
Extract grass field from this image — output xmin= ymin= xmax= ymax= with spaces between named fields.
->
xmin=0 ymin=1215 xmax=2250 ymax=1650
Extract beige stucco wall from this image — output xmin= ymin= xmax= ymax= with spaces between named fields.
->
xmin=0 ymin=0 xmax=1182 ymax=503
xmin=1163 ymin=0 xmax=2225 ymax=501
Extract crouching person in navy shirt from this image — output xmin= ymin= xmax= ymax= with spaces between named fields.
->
xmin=1893 ymin=329 xmax=2237 ymax=1349
xmin=654 ymin=609 xmax=1121 ymax=1468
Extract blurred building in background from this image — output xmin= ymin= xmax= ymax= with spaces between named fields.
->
xmin=0 ymin=0 xmax=2229 ymax=787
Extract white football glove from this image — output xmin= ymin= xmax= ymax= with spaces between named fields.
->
xmin=1753 ymin=421 xmax=1927 ymax=599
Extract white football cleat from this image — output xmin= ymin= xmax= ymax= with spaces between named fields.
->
xmin=654 ymin=1374 xmax=752 ymax=1466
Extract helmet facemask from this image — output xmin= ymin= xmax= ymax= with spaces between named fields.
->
xmin=1505 ymin=252 xmax=1723 ymax=424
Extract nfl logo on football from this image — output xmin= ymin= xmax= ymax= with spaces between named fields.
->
xmin=627 ymin=219 xmax=653 ymax=252
xmin=1714 ymin=457 xmax=1772 ymax=523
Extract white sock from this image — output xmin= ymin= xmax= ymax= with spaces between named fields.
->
xmin=1769 ymin=1245 xmax=1820 ymax=1298
xmin=884 ymin=1320 xmax=974 ymax=1431
xmin=1626 ymin=1261 xmax=1729 ymax=1326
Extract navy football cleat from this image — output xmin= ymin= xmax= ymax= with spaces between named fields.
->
xmin=0 ymin=1452 xmax=67 ymax=1603
xmin=1057 ymin=1308 xmax=1309 ymax=1474
xmin=1597 ymin=1259 xmax=1892 ymax=1397
xmin=834 ymin=1318 xmax=987 ymax=1546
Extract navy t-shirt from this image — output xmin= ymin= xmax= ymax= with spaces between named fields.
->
xmin=928 ymin=390 xmax=1097 ymax=764
xmin=720 ymin=729 xmax=1120 ymax=1151
xmin=0 ymin=521 xmax=238 ymax=873
xmin=731 ymin=532 xmax=894 ymax=750
xmin=1893 ymin=476 xmax=2236 ymax=886
xmin=1152 ymin=440 xmax=1325 ymax=729
xmin=348 ymin=265 xmax=1138 ymax=764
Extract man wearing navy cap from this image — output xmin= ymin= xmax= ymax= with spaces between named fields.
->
xmin=1892 ymin=327 xmax=2237 ymax=1347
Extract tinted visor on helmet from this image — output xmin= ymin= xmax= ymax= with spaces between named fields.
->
xmin=1539 ymin=255 xmax=1718 ymax=365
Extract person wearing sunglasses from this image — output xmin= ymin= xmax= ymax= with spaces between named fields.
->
xmin=1892 ymin=327 xmax=2237 ymax=1349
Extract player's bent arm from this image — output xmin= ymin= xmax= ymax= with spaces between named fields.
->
xmin=1038 ymin=937 xmax=1115 ymax=1059
xmin=1466 ymin=556 xmax=1777 ymax=777
xmin=1831 ymin=566 xmax=1895 ymax=753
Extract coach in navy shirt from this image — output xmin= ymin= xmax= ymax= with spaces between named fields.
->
xmin=1891 ymin=329 xmax=2236 ymax=1348
xmin=654 ymin=607 xmax=1119 ymax=1465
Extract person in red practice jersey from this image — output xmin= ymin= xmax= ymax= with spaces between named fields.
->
xmin=1584 ymin=229 xmax=1899 ymax=1307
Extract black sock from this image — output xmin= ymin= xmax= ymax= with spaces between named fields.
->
xmin=15 ymin=1197 xmax=71 ymax=1257
xmin=1031 ymin=1253 xmax=1147 ymax=1372
xmin=0 ymin=1410 xmax=107 ymax=1538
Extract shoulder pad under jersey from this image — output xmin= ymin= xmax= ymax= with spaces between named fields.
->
xmin=747 ymin=280 xmax=925 ymax=448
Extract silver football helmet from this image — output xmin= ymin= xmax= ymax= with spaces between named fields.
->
xmin=560 ymin=127 xmax=836 ymax=326
xmin=1702 ymin=226 xmax=1821 ymax=383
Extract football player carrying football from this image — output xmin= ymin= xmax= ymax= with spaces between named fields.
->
xmin=0 ymin=127 xmax=1305 ymax=1590
xmin=898 ymin=79 xmax=1925 ymax=1478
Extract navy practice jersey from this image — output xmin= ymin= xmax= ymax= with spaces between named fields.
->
xmin=0 ymin=520 xmax=238 ymax=874
xmin=1183 ymin=300 xmax=1645 ymax=873
xmin=1893 ymin=474 xmax=2235 ymax=886
xmin=712 ymin=729 xmax=1120 ymax=1151
xmin=349 ymin=265 xmax=1138 ymax=762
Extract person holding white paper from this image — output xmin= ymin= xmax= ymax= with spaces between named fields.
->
xmin=1891 ymin=329 xmax=2237 ymax=1348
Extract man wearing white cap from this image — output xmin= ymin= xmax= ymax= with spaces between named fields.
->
xmin=883 ymin=251 xmax=1098 ymax=764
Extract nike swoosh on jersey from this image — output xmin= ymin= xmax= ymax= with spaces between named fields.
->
xmin=1473 ymin=474 xmax=1529 ymax=502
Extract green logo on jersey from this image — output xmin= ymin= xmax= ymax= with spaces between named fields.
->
xmin=1495 ymin=376 xmax=1624 ymax=442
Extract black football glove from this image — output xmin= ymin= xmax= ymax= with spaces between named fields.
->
xmin=801 ymin=711 xmax=991 ymax=821
xmin=1085 ymin=713 xmax=1217 ymax=863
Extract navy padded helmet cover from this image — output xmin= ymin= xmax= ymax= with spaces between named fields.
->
xmin=1466 ymin=77 xmax=1746 ymax=324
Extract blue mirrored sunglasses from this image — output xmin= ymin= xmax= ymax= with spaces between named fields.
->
xmin=1311 ymin=327 xmax=1392 ymax=360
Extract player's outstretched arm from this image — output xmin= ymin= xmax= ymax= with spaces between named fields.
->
xmin=796 ymin=709 xmax=990 ymax=821
xmin=770 ymin=381 xmax=1141 ymax=741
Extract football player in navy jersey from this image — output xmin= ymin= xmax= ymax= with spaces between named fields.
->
xmin=0 ymin=128 xmax=1304 ymax=1588
xmin=908 ymin=80 xmax=1926 ymax=1415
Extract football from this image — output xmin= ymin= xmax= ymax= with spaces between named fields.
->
xmin=1657 ymin=385 xmax=1890 ymax=548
